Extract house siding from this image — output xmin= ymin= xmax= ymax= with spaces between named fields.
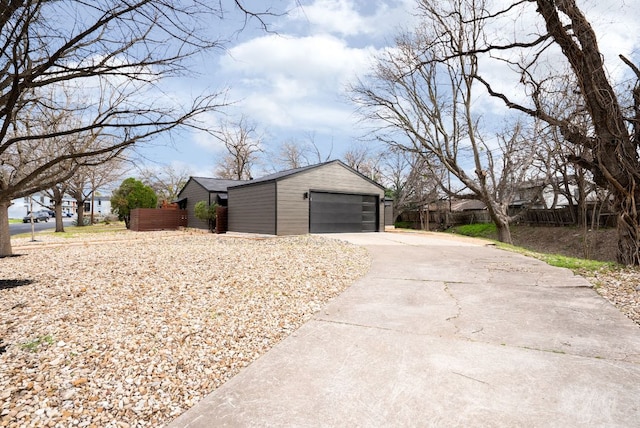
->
xmin=228 ymin=181 xmax=276 ymax=234
xmin=177 ymin=179 xmax=211 ymax=230
xmin=277 ymin=162 xmax=385 ymax=235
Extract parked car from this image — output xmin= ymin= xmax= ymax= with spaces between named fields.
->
xmin=22 ymin=210 xmax=50 ymax=223
xmin=63 ymin=212 xmax=74 ymax=217
xmin=46 ymin=210 xmax=55 ymax=217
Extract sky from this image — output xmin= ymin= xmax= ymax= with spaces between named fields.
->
xmin=135 ymin=0 xmax=415 ymax=178
xmin=134 ymin=0 xmax=640 ymax=179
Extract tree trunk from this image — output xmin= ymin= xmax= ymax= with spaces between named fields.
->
xmin=51 ymin=187 xmax=66 ymax=233
xmin=483 ymin=198 xmax=513 ymax=244
xmin=495 ymin=218 xmax=512 ymax=245
xmin=54 ymin=203 xmax=65 ymax=233
xmin=615 ymin=192 xmax=640 ymax=265
xmin=0 ymin=200 xmax=13 ymax=257
xmin=77 ymin=206 xmax=85 ymax=227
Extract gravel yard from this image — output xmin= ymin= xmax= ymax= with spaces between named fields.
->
xmin=0 ymin=230 xmax=370 ymax=427
xmin=1 ymin=227 xmax=638 ymax=428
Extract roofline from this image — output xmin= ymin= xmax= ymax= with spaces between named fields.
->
xmin=177 ymin=177 xmax=201 ymax=197
xmin=178 ymin=176 xmax=241 ymax=196
xmin=228 ymin=159 xmax=386 ymax=191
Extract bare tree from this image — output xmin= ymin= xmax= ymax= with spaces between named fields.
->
xmin=68 ymin=157 xmax=127 ymax=226
xmin=351 ymin=0 xmax=536 ymax=243
xmin=449 ymin=0 xmax=640 ymax=264
xmin=214 ymin=116 xmax=263 ymax=180
xmin=47 ymin=184 xmax=68 ymax=233
xmin=379 ymin=150 xmax=444 ymax=228
xmin=343 ymin=143 xmax=382 ymax=182
xmin=140 ymin=164 xmax=192 ymax=204
xmin=0 ymin=1 xmax=278 ymax=256
xmin=304 ymin=131 xmax=333 ymax=164
xmin=274 ymin=139 xmax=312 ymax=170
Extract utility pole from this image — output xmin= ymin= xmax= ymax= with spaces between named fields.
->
xmin=29 ymin=196 xmax=36 ymax=242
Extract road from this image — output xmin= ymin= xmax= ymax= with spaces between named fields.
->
xmin=10 ymin=218 xmax=74 ymax=236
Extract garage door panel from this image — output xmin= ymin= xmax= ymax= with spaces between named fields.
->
xmin=310 ymin=191 xmax=379 ymax=233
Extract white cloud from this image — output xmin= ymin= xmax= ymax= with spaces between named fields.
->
xmin=287 ymin=0 xmax=414 ymax=39
xmin=292 ymin=0 xmax=367 ymax=36
xmin=219 ymin=33 xmax=380 ymax=132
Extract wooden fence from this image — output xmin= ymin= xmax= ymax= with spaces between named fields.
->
xmin=130 ymin=208 xmax=188 ymax=232
xmin=215 ymin=206 xmax=228 ymax=234
xmin=399 ymin=207 xmax=616 ymax=229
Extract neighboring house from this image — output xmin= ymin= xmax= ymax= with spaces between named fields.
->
xmin=228 ymin=160 xmax=386 ymax=235
xmin=83 ymin=195 xmax=112 ymax=217
xmin=9 ymin=193 xmax=77 ymax=219
xmin=176 ymin=177 xmax=248 ymax=230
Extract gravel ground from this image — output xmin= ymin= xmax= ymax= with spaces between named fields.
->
xmin=1 ymin=228 xmax=638 ymax=427
xmin=585 ymin=268 xmax=640 ymax=327
xmin=0 ymin=230 xmax=370 ymax=427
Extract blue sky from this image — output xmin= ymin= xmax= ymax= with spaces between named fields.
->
xmin=134 ymin=0 xmax=415 ymax=177
xmin=134 ymin=0 xmax=640 ymax=179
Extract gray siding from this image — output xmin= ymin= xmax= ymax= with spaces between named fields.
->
xmin=177 ymin=180 xmax=210 ymax=230
xmin=277 ymin=162 xmax=385 ymax=235
xmin=228 ymin=182 xmax=276 ymax=234
xmin=384 ymin=199 xmax=394 ymax=226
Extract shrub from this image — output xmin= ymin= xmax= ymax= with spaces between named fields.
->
xmin=194 ymin=201 xmax=217 ymax=232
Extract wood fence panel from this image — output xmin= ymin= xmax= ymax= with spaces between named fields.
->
xmin=130 ymin=208 xmax=188 ymax=231
xmin=216 ymin=206 xmax=228 ymax=234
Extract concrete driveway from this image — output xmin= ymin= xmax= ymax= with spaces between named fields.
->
xmin=169 ymin=231 xmax=640 ymax=427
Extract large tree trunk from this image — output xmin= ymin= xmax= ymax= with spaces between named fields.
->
xmin=495 ymin=217 xmax=512 ymax=245
xmin=76 ymin=204 xmax=86 ymax=227
xmin=54 ymin=203 xmax=65 ymax=233
xmin=535 ymin=0 xmax=639 ymax=264
xmin=486 ymin=201 xmax=513 ymax=244
xmin=0 ymin=200 xmax=13 ymax=257
xmin=615 ymin=192 xmax=640 ymax=265
xmin=51 ymin=187 xmax=65 ymax=233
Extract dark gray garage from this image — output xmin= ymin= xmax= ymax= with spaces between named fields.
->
xmin=228 ymin=160 xmax=386 ymax=235
xmin=309 ymin=192 xmax=378 ymax=233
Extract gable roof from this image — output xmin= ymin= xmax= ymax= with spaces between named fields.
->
xmin=228 ymin=160 xmax=385 ymax=190
xmin=187 ymin=177 xmax=247 ymax=193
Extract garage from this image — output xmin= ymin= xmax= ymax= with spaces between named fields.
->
xmin=309 ymin=192 xmax=379 ymax=233
xmin=228 ymin=160 xmax=386 ymax=235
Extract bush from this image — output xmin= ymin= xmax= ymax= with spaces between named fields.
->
xmin=194 ymin=201 xmax=217 ymax=232
xmin=111 ymin=178 xmax=158 ymax=229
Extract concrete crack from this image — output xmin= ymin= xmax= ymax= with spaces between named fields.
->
xmin=452 ymin=371 xmax=490 ymax=386
xmin=444 ymin=282 xmax=462 ymax=334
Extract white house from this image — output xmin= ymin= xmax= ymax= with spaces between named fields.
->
xmin=9 ymin=193 xmax=77 ymax=219
xmin=82 ymin=195 xmax=112 ymax=218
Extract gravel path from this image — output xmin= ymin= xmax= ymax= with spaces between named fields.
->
xmin=0 ymin=231 xmax=370 ymax=427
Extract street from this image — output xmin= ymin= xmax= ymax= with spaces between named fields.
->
xmin=10 ymin=218 xmax=74 ymax=236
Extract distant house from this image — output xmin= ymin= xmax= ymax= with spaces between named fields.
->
xmin=9 ymin=193 xmax=77 ymax=219
xmin=83 ymin=195 xmax=112 ymax=218
xmin=177 ymin=160 xmax=387 ymax=234
xmin=176 ymin=177 xmax=247 ymax=230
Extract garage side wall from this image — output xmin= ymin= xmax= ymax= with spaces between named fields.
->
xmin=277 ymin=162 xmax=385 ymax=235
xmin=178 ymin=181 xmax=210 ymax=230
xmin=228 ymin=182 xmax=276 ymax=234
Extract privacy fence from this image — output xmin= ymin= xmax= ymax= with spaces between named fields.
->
xmin=130 ymin=208 xmax=188 ymax=231
xmin=399 ymin=207 xmax=616 ymax=230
